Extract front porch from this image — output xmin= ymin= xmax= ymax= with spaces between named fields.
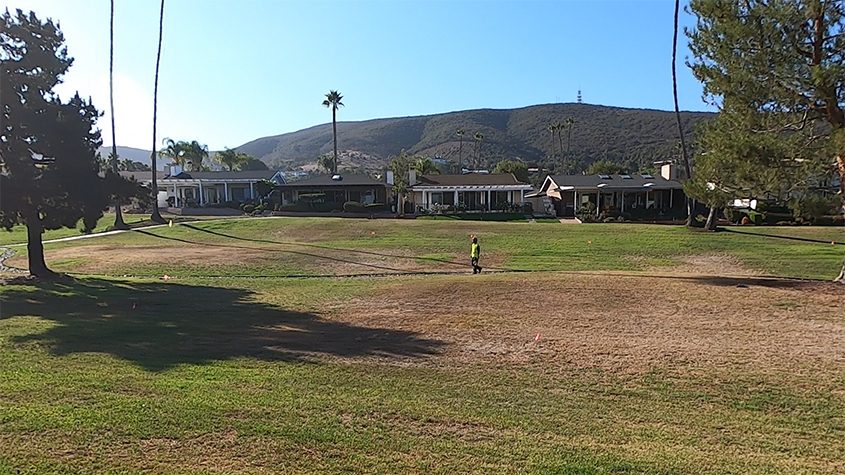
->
xmin=414 ymin=187 xmax=529 ymax=213
xmin=160 ymin=181 xmax=260 ymax=207
xmin=555 ymin=188 xmax=684 ymax=218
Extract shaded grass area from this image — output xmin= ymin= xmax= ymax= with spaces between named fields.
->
xmin=1 ymin=275 xmax=843 ymax=473
xmin=0 ymin=213 xmax=150 ymax=247
xmin=19 ymin=217 xmax=845 ymax=280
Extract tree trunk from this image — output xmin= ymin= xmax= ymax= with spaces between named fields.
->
xmin=557 ymin=130 xmax=564 ymax=164
xmin=704 ymin=205 xmax=718 ymax=231
xmin=458 ymin=136 xmax=463 ymax=171
xmin=332 ymin=107 xmax=338 ymax=174
xmin=672 ymin=0 xmax=694 ymax=227
xmin=835 ymin=154 xmax=845 ymax=283
xmin=109 ymin=0 xmax=128 ymax=230
xmin=25 ymin=212 xmax=55 ymax=278
xmin=149 ymin=0 xmax=166 ymax=224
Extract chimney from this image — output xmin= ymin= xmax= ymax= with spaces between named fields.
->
xmin=408 ymin=169 xmax=417 ymax=185
xmin=660 ymin=163 xmax=676 ymax=180
xmin=386 ymin=170 xmax=394 ymax=185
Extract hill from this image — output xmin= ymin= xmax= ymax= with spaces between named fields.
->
xmin=96 ymin=146 xmax=171 ymax=170
xmin=236 ymin=103 xmax=714 ymax=172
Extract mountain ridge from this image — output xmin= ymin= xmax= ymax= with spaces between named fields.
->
xmin=234 ymin=103 xmax=714 ymax=172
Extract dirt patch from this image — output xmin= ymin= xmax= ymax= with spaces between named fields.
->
xmin=39 ymin=244 xmax=270 ymax=272
xmin=669 ymin=254 xmax=757 ymax=276
xmin=332 ymin=273 xmax=845 ymax=374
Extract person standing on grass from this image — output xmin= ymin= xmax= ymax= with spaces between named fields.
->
xmin=471 ymin=236 xmax=482 ymax=274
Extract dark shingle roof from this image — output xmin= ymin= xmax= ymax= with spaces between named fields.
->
xmin=168 ymin=170 xmax=278 ymax=180
xmin=281 ymin=174 xmax=386 ymax=187
xmin=118 ymin=171 xmax=165 ymax=182
xmin=414 ymin=173 xmax=528 ymax=186
xmin=548 ymin=174 xmax=683 ymax=190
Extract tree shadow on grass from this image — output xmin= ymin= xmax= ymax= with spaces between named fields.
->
xmin=0 ymin=277 xmax=445 ymax=371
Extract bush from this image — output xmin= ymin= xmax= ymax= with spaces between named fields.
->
xmin=723 ymin=207 xmax=740 ymax=223
xmin=576 ymin=202 xmax=597 ymax=221
xmin=242 ymin=204 xmax=255 ymax=214
xmin=789 ymin=195 xmax=839 ymax=223
xmin=602 ymin=216 xmax=617 ymax=223
xmin=746 ymin=210 xmax=764 ymax=225
xmin=343 ymin=201 xmax=366 ymax=213
xmin=365 ymin=203 xmax=387 ymax=212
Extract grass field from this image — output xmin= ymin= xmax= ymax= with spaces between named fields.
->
xmin=1 ymin=217 xmax=843 ymax=474
xmin=0 ymin=213 xmax=156 ymax=247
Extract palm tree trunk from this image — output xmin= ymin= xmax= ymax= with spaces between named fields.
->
xmin=835 ymin=154 xmax=845 ymax=282
xmin=458 ymin=136 xmax=463 ymax=171
xmin=673 ymin=0 xmax=694 ymax=227
xmin=567 ymin=127 xmax=573 ymax=155
xmin=332 ymin=107 xmax=338 ymax=174
xmin=109 ymin=0 xmax=128 ymax=230
xmin=25 ymin=210 xmax=55 ymax=278
xmin=557 ymin=130 xmax=564 ymax=162
xmin=149 ymin=0 xmax=166 ymax=224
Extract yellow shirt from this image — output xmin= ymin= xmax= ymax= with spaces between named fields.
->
xmin=471 ymin=243 xmax=480 ymax=258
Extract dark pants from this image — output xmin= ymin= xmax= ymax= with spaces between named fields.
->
xmin=471 ymin=256 xmax=481 ymax=274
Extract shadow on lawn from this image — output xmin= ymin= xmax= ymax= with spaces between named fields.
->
xmin=0 ymin=277 xmax=445 ymax=371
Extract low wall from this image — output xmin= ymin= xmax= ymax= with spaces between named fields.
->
xmin=269 ymin=211 xmax=405 ymax=219
xmin=165 ymin=207 xmax=244 ymax=216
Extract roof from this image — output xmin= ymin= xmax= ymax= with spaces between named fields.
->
xmin=166 ymin=170 xmax=278 ymax=180
xmin=279 ymin=174 xmax=386 ymax=187
xmin=547 ymin=174 xmax=683 ymax=190
xmin=413 ymin=173 xmax=528 ymax=187
xmin=118 ymin=171 xmax=166 ymax=182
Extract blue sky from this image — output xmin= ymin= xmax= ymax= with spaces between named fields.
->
xmin=3 ymin=0 xmax=707 ymax=150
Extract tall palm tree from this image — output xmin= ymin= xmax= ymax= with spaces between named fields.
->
xmin=414 ymin=157 xmax=440 ymax=175
xmin=564 ymin=117 xmax=575 ymax=154
xmin=322 ymin=90 xmax=344 ymax=174
xmin=547 ymin=123 xmax=558 ymax=159
xmin=108 ymin=0 xmax=127 ymax=229
xmin=673 ymin=0 xmax=693 ymax=226
xmin=456 ymin=128 xmax=465 ymax=171
xmin=149 ymin=0 xmax=166 ymax=223
xmin=159 ymin=138 xmax=185 ymax=167
xmin=554 ymin=121 xmax=565 ymax=160
xmin=474 ymin=132 xmax=484 ymax=168
xmin=183 ymin=140 xmax=208 ymax=171
xmin=216 ymin=148 xmax=247 ymax=172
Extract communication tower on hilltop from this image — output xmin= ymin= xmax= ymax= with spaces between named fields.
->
xmin=577 ymin=89 xmax=582 ymax=104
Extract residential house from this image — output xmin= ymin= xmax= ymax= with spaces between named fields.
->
xmin=120 ymin=168 xmax=285 ymax=207
xmin=409 ymin=172 xmax=534 ymax=213
xmin=274 ymin=174 xmax=390 ymax=207
xmin=531 ymin=173 xmax=685 ymax=218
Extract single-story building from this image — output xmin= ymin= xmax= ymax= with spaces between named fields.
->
xmin=120 ymin=168 xmax=285 ymax=207
xmin=409 ymin=172 xmax=534 ymax=213
xmin=531 ymin=173 xmax=686 ymax=218
xmin=274 ymin=174 xmax=390 ymax=207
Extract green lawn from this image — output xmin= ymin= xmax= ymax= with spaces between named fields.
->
xmin=15 ymin=217 xmax=844 ymax=280
xmin=1 ymin=218 xmax=843 ymax=473
xmin=0 ymin=213 xmax=151 ymax=247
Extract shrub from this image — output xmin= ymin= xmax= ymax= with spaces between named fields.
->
xmin=576 ymin=202 xmax=597 ymax=221
xmin=789 ymin=195 xmax=839 ymax=223
xmin=723 ymin=207 xmax=740 ymax=223
xmin=242 ymin=204 xmax=255 ymax=214
xmin=602 ymin=216 xmax=617 ymax=223
xmin=365 ymin=203 xmax=387 ymax=212
xmin=746 ymin=210 xmax=764 ymax=225
xmin=343 ymin=201 xmax=366 ymax=213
